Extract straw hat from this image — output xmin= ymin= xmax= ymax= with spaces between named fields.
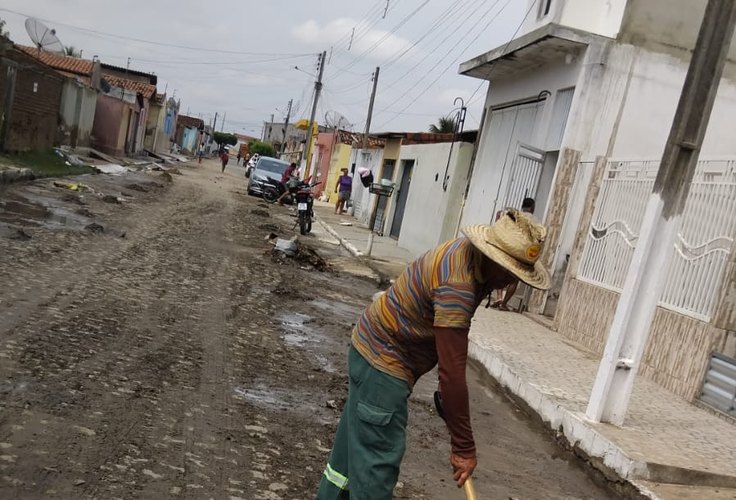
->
xmin=462 ymin=209 xmax=551 ymax=290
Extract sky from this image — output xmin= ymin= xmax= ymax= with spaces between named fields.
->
xmin=0 ymin=0 xmax=526 ymax=137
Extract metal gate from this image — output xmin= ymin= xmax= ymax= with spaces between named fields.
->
xmin=502 ymin=143 xmax=546 ymax=211
xmin=700 ymin=353 xmax=736 ymax=417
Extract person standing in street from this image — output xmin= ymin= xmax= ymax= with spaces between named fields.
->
xmin=220 ymin=150 xmax=229 ymax=173
xmin=491 ymin=197 xmax=536 ymax=311
xmin=334 ymin=168 xmax=352 ymax=215
xmin=237 ymin=151 xmax=242 ymax=166
xmin=316 ymin=209 xmax=551 ymax=499
xmin=198 ymin=144 xmax=205 ymax=164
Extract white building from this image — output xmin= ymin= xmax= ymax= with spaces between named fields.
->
xmin=459 ymin=0 xmax=736 ymax=408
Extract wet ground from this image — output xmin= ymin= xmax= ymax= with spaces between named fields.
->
xmin=0 ymin=160 xmax=621 ymax=499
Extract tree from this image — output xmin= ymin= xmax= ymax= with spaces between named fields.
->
xmin=429 ymin=116 xmax=456 ymax=134
xmin=248 ymin=140 xmax=276 ymax=158
xmin=64 ymin=46 xmax=81 ymax=57
xmin=213 ymin=132 xmax=237 ymax=147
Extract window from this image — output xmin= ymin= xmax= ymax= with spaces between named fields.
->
xmin=539 ymin=0 xmax=553 ymax=18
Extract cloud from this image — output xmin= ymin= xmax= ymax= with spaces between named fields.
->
xmin=292 ymin=18 xmax=414 ymax=61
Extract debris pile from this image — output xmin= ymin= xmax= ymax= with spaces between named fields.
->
xmin=270 ymin=236 xmax=330 ymax=272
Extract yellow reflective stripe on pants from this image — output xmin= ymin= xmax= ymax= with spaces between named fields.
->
xmin=323 ymin=463 xmax=349 ymax=490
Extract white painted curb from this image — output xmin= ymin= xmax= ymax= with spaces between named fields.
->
xmin=468 ymin=337 xmax=663 ymax=500
xmin=316 ymin=217 xmax=364 ymax=258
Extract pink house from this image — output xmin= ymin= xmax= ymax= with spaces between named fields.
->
xmin=312 ymin=131 xmax=338 ymax=198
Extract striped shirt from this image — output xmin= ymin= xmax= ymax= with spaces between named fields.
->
xmin=352 ymin=237 xmax=487 ymax=386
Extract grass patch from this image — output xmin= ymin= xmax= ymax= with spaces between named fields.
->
xmin=0 ymin=149 xmax=94 ymax=178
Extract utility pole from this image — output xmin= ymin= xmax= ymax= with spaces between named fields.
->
xmin=212 ymin=112 xmax=218 ymax=149
xmin=303 ymin=51 xmax=326 ymax=179
xmin=282 ymin=98 xmax=293 ymax=154
xmin=586 ymin=0 xmax=736 ymax=426
xmin=220 ymin=112 xmax=226 ymax=132
xmin=363 ymin=67 xmax=381 ymax=256
xmin=268 ymin=113 xmax=274 ymax=144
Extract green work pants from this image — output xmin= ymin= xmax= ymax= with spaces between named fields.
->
xmin=316 ymin=346 xmax=411 ymax=500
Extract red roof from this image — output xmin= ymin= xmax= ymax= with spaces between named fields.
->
xmin=234 ymin=133 xmax=258 ymax=142
xmin=177 ymin=115 xmax=205 ymax=129
xmin=103 ymin=75 xmax=156 ymax=99
xmin=16 ymin=45 xmax=93 ymax=76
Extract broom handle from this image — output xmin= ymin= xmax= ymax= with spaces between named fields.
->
xmin=463 ymin=477 xmax=478 ymax=500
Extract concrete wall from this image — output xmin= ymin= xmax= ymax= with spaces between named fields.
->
xmin=59 ymin=80 xmax=96 ymax=148
xmin=564 ymin=43 xmax=736 ymax=162
xmin=144 ymin=101 xmax=164 ymax=152
xmin=182 ymin=127 xmax=199 ymax=154
xmin=313 ymin=131 xmax=337 ymax=198
xmin=520 ymin=0 xmax=627 ymax=39
xmin=619 ymin=0 xmax=736 ymax=76
xmin=350 ymin=147 xmax=384 ymax=226
xmin=0 ymin=48 xmax=64 ymax=152
xmin=92 ymin=94 xmax=126 ymax=156
xmin=326 ymin=143 xmax=353 ymax=205
xmin=396 ymin=142 xmax=474 ymax=256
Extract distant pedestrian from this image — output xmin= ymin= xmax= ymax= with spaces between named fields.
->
xmin=334 ymin=168 xmax=352 ymax=215
xmin=198 ymin=144 xmax=205 ymax=164
xmin=220 ymin=150 xmax=229 ymax=173
xmin=237 ymin=151 xmax=242 ymax=165
xmin=490 ymin=197 xmax=536 ymax=311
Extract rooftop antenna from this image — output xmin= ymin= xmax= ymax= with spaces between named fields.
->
xmin=25 ymin=18 xmax=64 ymax=54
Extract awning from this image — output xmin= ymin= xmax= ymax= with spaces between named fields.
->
xmin=459 ymin=24 xmax=608 ymax=81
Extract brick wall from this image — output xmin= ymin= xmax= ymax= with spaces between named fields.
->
xmin=0 ymin=48 xmax=64 ymax=152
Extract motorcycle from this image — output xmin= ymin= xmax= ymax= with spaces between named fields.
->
xmin=294 ymin=181 xmax=320 ymax=235
xmin=261 ymin=178 xmax=320 ymax=235
xmin=261 ymin=177 xmax=290 ymax=204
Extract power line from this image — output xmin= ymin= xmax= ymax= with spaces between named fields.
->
xmin=327 ymin=0 xmax=472 ymax=97
xmin=330 ymin=0 xmax=403 ymax=60
xmin=0 ymin=7 xmax=314 ymax=56
xmin=339 ymin=0 xmax=430 ymax=72
xmin=381 ymin=0 xmax=467 ymax=71
xmin=467 ymin=0 xmax=541 ymax=106
xmin=376 ymin=0 xmax=506 ymax=118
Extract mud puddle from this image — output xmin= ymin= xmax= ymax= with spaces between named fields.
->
xmin=0 ymin=192 xmax=90 ymax=230
xmin=233 ymin=384 xmax=332 ymax=424
xmin=278 ymin=312 xmax=338 ymax=372
xmin=310 ymin=298 xmax=362 ymax=318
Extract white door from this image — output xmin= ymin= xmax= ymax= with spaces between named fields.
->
xmin=460 ymin=100 xmax=545 ymax=227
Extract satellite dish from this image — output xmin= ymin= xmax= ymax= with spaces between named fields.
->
xmin=25 ymin=18 xmax=65 ymax=54
xmin=325 ymin=111 xmax=353 ymax=131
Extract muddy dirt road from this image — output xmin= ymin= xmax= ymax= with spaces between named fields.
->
xmin=0 ymin=161 xmax=620 ymax=499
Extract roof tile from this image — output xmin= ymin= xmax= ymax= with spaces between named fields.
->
xmin=16 ymin=45 xmax=93 ymax=76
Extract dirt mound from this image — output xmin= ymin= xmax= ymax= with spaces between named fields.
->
xmin=251 ymin=208 xmax=270 ymax=217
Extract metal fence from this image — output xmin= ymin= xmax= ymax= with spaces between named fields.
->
xmin=502 ymin=144 xmax=546 ymax=211
xmin=578 ymin=159 xmax=736 ymax=321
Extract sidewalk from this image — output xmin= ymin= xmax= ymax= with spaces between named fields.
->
xmin=314 ymin=207 xmax=736 ymax=499
xmin=470 ymin=307 xmax=736 ymax=499
xmin=313 ymin=202 xmax=412 ymax=281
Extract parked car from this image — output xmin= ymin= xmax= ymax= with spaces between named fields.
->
xmin=246 ymin=156 xmax=290 ymax=196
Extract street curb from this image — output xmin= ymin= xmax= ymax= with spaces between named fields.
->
xmin=0 ymin=167 xmax=35 ymax=185
xmin=468 ymin=337 xmax=723 ymax=498
xmin=316 ymin=216 xmax=364 ymax=257
xmin=468 ymin=338 xmax=664 ymax=499
xmin=315 ymin=216 xmax=392 ymax=287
